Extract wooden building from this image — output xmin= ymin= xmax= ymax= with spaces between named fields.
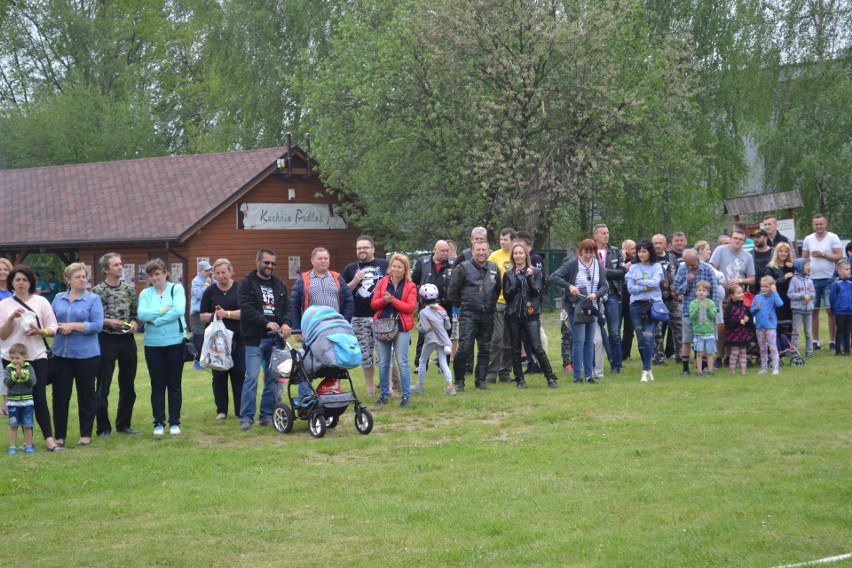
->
xmin=0 ymin=147 xmax=365 ymax=303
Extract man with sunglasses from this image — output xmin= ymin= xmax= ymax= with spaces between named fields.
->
xmin=237 ymin=249 xmax=292 ymax=431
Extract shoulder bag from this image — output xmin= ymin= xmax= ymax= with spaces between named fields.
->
xmin=170 ymin=284 xmax=198 ymax=362
xmin=373 ymin=314 xmax=399 ymax=343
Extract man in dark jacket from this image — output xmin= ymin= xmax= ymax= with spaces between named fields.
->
xmin=447 ymin=241 xmax=501 ymax=391
xmin=412 ymin=240 xmax=455 ymax=367
xmin=594 ymin=224 xmax=627 ymax=373
xmin=237 ymin=249 xmax=292 ymax=431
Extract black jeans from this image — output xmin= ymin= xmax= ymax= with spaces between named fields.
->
xmin=3 ymin=357 xmax=52 ymax=440
xmin=453 ymin=309 xmax=494 ymax=386
xmin=96 ymin=333 xmax=138 ymax=433
xmin=144 ymin=343 xmax=184 ymax=426
xmin=506 ymin=315 xmax=556 ymax=383
xmin=212 ymin=342 xmax=246 ymax=416
xmin=53 ymin=355 xmax=100 ymax=439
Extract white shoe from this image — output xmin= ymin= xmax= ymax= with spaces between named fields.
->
xmin=772 ymin=368 xmax=779 ymax=376
xmin=169 ymin=425 xmax=181 ymax=435
xmin=757 ymin=368 xmax=768 ymax=375
xmin=640 ymin=371 xmax=649 ymax=383
xmin=215 ymin=413 xmax=227 ymax=420
xmin=647 ymin=370 xmax=655 ymax=381
xmin=153 ymin=424 xmax=165 ymax=436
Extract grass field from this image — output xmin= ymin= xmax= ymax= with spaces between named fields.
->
xmin=2 ymin=317 xmax=850 ymax=567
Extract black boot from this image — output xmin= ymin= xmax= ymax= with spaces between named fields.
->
xmin=516 ymin=379 xmax=527 ymax=389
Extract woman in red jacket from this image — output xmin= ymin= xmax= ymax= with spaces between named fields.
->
xmin=371 ymin=253 xmax=417 ymax=407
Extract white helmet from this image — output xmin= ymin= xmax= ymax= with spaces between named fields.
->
xmin=276 ymin=359 xmax=293 ymax=379
xmin=419 ymin=283 xmax=439 ymax=301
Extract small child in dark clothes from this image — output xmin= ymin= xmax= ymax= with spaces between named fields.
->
xmin=723 ymin=285 xmax=753 ymax=375
xmin=4 ymin=343 xmax=36 ymax=454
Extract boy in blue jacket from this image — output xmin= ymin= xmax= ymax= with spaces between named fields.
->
xmin=829 ymin=260 xmax=852 ymax=356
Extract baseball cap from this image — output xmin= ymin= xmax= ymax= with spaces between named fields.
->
xmin=751 ymin=229 xmax=768 ymax=238
xmin=198 ymin=261 xmax=213 ymax=271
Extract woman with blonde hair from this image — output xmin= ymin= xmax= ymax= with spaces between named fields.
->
xmin=766 ymin=241 xmax=795 ymax=322
xmin=371 ymin=253 xmax=417 ymax=407
xmin=51 ymin=263 xmax=104 ymax=447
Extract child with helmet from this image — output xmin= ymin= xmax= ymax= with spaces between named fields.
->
xmin=413 ymin=284 xmax=455 ymax=395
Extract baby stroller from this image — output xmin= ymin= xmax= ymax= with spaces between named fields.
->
xmin=271 ymin=306 xmax=373 ymax=438
xmin=776 ymin=319 xmax=805 ymax=367
xmin=740 ymin=319 xmax=804 ymax=368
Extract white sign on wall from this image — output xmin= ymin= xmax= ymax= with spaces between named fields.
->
xmin=237 ymin=203 xmax=348 ymax=230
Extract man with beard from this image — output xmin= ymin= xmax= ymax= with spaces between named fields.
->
xmin=447 ymin=241 xmax=501 ymax=391
xmin=342 ymin=236 xmax=389 ymax=397
xmin=750 ymin=229 xmax=774 ymax=294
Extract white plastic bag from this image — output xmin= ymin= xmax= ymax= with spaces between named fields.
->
xmin=200 ymin=316 xmax=234 ymax=371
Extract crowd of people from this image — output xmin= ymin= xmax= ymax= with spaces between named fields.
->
xmin=1 ymin=213 xmax=850 ymax=453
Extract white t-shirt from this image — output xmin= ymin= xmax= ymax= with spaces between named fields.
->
xmin=0 ymin=295 xmax=58 ymax=360
xmin=802 ymin=231 xmax=842 ymax=279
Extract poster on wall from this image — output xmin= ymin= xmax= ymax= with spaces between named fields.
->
xmin=288 ymin=256 xmax=301 ymax=280
xmin=138 ymin=265 xmax=147 ymax=282
xmin=237 ymin=203 xmax=348 ymax=230
xmin=122 ymin=264 xmax=135 ymax=284
xmin=171 ymin=263 xmax=184 ymax=285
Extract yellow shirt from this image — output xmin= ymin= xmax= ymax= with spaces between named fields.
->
xmin=488 ymin=248 xmax=512 ymax=304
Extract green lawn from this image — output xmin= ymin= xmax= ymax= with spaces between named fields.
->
xmin=2 ymin=318 xmax=850 ymax=567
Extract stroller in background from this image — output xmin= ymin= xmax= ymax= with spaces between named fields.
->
xmin=271 ymin=306 xmax=373 ymax=438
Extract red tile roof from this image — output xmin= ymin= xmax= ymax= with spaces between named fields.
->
xmin=0 ymin=147 xmax=288 ymax=248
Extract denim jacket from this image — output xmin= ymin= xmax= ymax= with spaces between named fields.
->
xmin=51 ymin=291 xmax=104 ymax=358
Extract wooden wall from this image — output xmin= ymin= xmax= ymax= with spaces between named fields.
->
xmin=78 ymin=172 xmax=365 ymax=310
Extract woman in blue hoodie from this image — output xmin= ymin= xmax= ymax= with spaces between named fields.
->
xmin=138 ymin=259 xmax=186 ymax=436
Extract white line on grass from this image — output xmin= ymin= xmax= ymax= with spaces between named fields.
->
xmin=773 ymin=553 xmax=852 ymax=568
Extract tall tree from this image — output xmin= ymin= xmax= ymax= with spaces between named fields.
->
xmin=305 ymin=0 xmax=706 ymax=249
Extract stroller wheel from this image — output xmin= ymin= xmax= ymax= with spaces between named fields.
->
xmin=272 ymin=403 xmax=294 ymax=434
xmin=355 ymin=408 xmax=374 ymax=435
xmin=309 ymin=412 xmax=327 ymax=438
xmin=325 ymin=414 xmax=340 ymax=429
xmin=791 ymin=355 xmax=805 ymax=366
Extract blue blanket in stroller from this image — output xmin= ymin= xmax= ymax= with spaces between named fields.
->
xmin=300 ymin=306 xmax=362 ymax=370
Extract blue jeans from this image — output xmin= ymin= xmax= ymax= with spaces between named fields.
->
xmin=567 ymin=311 xmax=595 ymax=380
xmin=603 ymin=295 xmax=623 ymax=370
xmin=240 ymin=336 xmax=283 ymax=423
xmin=630 ymin=302 xmax=659 ymax=371
xmin=376 ymin=331 xmax=411 ymax=398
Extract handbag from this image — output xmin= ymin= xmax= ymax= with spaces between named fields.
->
xmin=573 ymin=298 xmax=597 ymax=324
xmin=373 ymin=314 xmax=399 ymax=343
xmin=650 ymin=301 xmax=670 ymax=322
xmin=13 ymin=296 xmax=58 ymax=385
xmin=170 ymin=284 xmax=198 ymax=363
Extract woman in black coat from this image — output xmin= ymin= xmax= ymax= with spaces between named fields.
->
xmin=503 ymin=243 xmax=558 ymax=389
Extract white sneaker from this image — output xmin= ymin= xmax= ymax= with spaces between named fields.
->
xmin=647 ymin=370 xmax=655 ymax=381
xmin=215 ymin=413 xmax=227 ymax=420
xmin=640 ymin=371 xmax=649 ymax=383
xmin=757 ymin=368 xmax=768 ymax=375
xmin=153 ymin=424 xmax=165 ymax=436
xmin=772 ymin=368 xmax=779 ymax=376
xmin=169 ymin=425 xmax=181 ymax=435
